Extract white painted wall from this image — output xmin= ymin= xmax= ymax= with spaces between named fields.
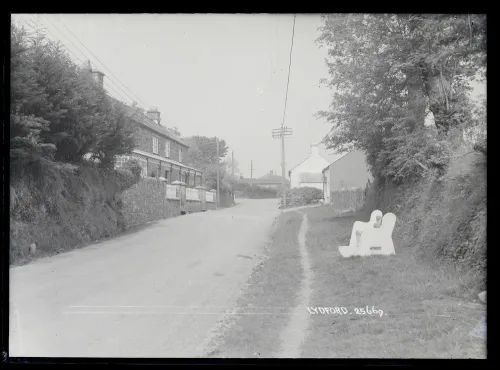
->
xmin=290 ymin=144 xmax=330 ymax=189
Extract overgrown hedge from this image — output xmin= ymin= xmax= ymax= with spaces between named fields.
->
xmin=361 ymin=146 xmax=486 ymax=292
xmin=10 ymin=161 xmax=140 ymax=265
xmin=235 ymin=183 xmax=280 ymax=199
xmin=279 ymin=187 xmax=324 ymax=208
xmin=329 ymin=187 xmax=366 ymax=213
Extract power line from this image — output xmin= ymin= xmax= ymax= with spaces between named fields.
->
xmin=53 ymin=15 xmax=149 ymax=108
xmin=277 ymin=14 xmax=296 ymax=210
xmin=281 ymin=14 xmax=296 ymax=129
xmin=40 ymin=15 xmax=140 ymax=105
xmin=18 ymin=16 xmax=132 ymax=105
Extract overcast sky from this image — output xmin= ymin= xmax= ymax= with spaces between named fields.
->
xmin=13 ymin=14 xmax=485 ymax=178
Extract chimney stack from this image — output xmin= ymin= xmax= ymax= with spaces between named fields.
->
xmin=146 ymin=107 xmax=161 ymax=125
xmin=311 ymin=142 xmax=319 ymax=156
xmin=91 ymin=70 xmax=105 ymax=90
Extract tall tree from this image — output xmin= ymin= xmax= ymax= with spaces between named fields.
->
xmin=183 ymin=136 xmax=229 ymax=171
xmin=316 ymin=14 xmax=486 ymax=184
xmin=10 ymin=24 xmax=56 ymax=171
xmin=10 ymin=23 xmax=135 ymax=173
xmin=183 ymin=136 xmax=231 ymax=190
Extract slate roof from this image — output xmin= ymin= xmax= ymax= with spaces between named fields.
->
xmin=321 ymin=151 xmax=354 ymax=173
xmin=289 ymin=152 xmax=330 ymax=173
xmin=239 ymin=175 xmax=290 ymax=185
xmin=111 ymin=97 xmax=188 ymax=147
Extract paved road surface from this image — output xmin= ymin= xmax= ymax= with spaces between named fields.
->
xmin=9 ymin=199 xmax=281 ymax=358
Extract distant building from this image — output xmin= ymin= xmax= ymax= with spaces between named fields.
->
xmin=239 ymin=170 xmax=290 ymax=189
xmin=321 ymin=150 xmax=372 ymax=204
xmin=289 ymin=143 xmax=330 ymax=190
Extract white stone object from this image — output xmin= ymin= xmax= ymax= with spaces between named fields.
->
xmin=29 ymin=243 xmax=36 ymax=255
xmin=338 ymin=211 xmax=397 ymax=258
xmin=478 ymin=291 xmax=486 ymax=304
xmin=339 ymin=210 xmax=383 ymax=257
xmin=357 ymin=213 xmax=397 ymax=257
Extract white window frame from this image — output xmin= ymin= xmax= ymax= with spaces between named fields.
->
xmin=165 ymin=140 xmax=171 ymax=158
xmin=153 ymin=136 xmax=159 ymax=154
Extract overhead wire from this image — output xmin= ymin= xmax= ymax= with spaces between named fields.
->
xmin=52 ymin=14 xmax=149 ymax=107
xmin=40 ymin=14 xmax=141 ymax=105
xmin=18 ymin=16 xmax=132 ymax=104
xmin=281 ymin=14 xmax=296 ymax=129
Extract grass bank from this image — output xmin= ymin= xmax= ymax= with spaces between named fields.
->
xmin=299 ymin=206 xmax=486 ymax=358
xmin=10 ymin=162 xmax=139 ymax=266
xmin=204 ymin=210 xmax=304 ymax=358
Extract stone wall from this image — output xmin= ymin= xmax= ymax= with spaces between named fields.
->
xmin=120 ymin=177 xmax=181 ymax=227
xmin=185 ymin=200 xmax=203 ymax=213
xmin=120 ymin=178 xmax=220 ymax=228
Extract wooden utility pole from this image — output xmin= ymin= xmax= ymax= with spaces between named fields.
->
xmin=272 ymin=127 xmax=292 ymax=209
xmin=216 ymin=136 xmax=220 ymax=209
xmin=274 ymin=14 xmax=296 ymax=210
xmin=281 ymin=127 xmax=286 ymax=205
xmin=232 ymin=150 xmax=235 ymax=205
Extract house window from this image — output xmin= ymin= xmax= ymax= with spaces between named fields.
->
xmin=153 ymin=136 xmax=159 ymax=154
xmin=179 ymin=148 xmax=183 ymax=163
xmin=165 ymin=140 xmax=171 ymax=158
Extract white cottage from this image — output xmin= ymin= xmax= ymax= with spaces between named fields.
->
xmin=289 ymin=143 xmax=330 ymax=190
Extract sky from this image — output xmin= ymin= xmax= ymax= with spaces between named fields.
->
xmin=13 ymin=14 xmax=485 ymax=179
xmin=14 ymin=14 xmax=339 ymax=179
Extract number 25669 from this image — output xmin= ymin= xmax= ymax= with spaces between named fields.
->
xmin=354 ymin=306 xmax=383 ymax=317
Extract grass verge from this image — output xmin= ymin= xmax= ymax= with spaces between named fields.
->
xmin=299 ymin=206 xmax=486 ymax=358
xmin=204 ymin=211 xmax=304 ymax=358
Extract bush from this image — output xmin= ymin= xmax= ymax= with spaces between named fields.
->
xmin=280 ymin=187 xmax=323 ymax=208
xmin=361 ymin=146 xmax=486 ymax=293
xmin=9 ymin=163 xmax=140 ymax=265
xmin=236 ymin=183 xmax=280 ymax=199
xmin=329 ymin=187 xmax=365 ymax=213
xmin=121 ymin=159 xmax=142 ymax=182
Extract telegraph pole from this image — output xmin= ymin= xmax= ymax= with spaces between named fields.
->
xmin=274 ymin=14 xmax=296 ymax=210
xmin=250 ymin=160 xmax=253 ymax=179
xmin=216 ymin=137 xmax=220 ymax=209
xmin=272 ymin=127 xmax=292 ymax=208
xmin=232 ymin=150 xmax=235 ymax=205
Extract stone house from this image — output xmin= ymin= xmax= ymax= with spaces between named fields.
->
xmin=239 ymin=170 xmax=290 ymax=189
xmin=115 ymin=103 xmax=204 ymax=187
xmin=85 ymin=67 xmax=204 ymax=188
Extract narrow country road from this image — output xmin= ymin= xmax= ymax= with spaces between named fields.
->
xmin=9 ymin=199 xmax=281 ymax=358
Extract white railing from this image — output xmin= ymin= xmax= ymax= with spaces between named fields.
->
xmin=186 ymin=187 xmax=200 ymax=201
xmin=206 ymin=191 xmax=215 ymax=203
xmin=166 ymin=184 xmax=178 ymax=199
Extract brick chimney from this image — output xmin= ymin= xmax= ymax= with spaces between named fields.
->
xmin=90 ymin=69 xmax=105 ymax=90
xmin=146 ymin=107 xmax=161 ymax=125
